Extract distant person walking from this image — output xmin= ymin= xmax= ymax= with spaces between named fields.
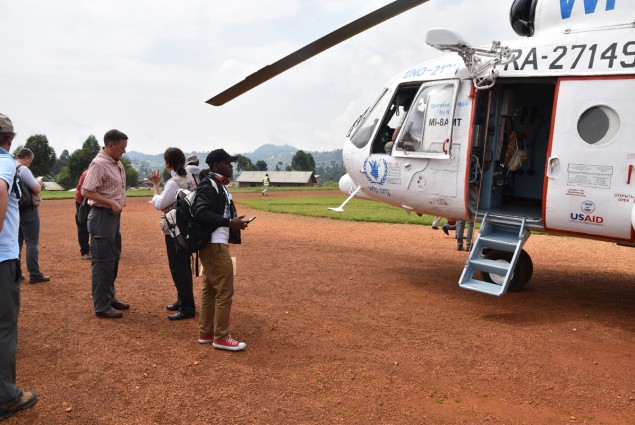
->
xmin=150 ymin=148 xmax=196 ymax=321
xmin=15 ymin=148 xmax=50 ymax=284
xmin=75 ymin=169 xmax=91 ymax=260
xmin=0 ymin=113 xmax=38 ymax=420
xmin=81 ymin=129 xmax=130 ymax=319
xmin=262 ymin=173 xmax=270 ymax=196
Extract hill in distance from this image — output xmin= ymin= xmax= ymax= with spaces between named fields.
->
xmin=126 ymin=144 xmax=343 ymax=173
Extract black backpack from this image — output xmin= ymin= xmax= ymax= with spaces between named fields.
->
xmin=16 ymin=166 xmax=32 ymax=210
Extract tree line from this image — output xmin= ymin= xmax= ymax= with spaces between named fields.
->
xmin=234 ymin=149 xmax=317 ymax=173
xmin=13 ymin=134 xmax=139 ymax=190
xmin=15 ymin=135 xmax=345 ymax=190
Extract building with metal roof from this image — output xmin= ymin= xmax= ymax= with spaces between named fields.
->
xmin=235 ymin=171 xmax=318 ymax=188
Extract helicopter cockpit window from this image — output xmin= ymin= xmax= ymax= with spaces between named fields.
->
xmin=349 ymin=89 xmax=393 ymax=149
xmin=394 ymin=80 xmax=459 ymax=158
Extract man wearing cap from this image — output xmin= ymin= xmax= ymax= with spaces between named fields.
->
xmin=0 ymin=114 xmax=38 ymax=420
xmin=185 ymin=154 xmax=201 ymax=185
xmin=194 ymin=149 xmax=250 ymax=351
xmin=81 ymin=129 xmax=130 ymax=319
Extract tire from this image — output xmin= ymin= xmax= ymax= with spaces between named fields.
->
xmin=480 ymin=249 xmax=533 ymax=292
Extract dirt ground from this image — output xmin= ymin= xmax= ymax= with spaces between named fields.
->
xmin=6 ymin=191 xmax=635 ymax=424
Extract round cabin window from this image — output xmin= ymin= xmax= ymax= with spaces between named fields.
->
xmin=577 ymin=105 xmax=620 ymax=146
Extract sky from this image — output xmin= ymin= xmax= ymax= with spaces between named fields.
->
xmin=1 ymin=0 xmax=518 ymax=156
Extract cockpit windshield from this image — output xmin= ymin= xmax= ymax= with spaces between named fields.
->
xmin=349 ymin=89 xmax=393 ymax=149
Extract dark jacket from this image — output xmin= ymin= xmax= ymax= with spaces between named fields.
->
xmin=193 ymin=175 xmax=241 ymax=244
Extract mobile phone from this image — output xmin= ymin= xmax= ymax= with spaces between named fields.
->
xmin=246 ymin=216 xmax=256 ymax=223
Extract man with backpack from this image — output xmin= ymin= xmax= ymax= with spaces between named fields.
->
xmin=15 ymin=148 xmax=49 ymax=284
xmin=194 ymin=149 xmax=250 ymax=351
xmin=0 ymin=114 xmax=38 ymax=420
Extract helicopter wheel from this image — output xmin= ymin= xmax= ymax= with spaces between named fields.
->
xmin=480 ymin=249 xmax=533 ymax=292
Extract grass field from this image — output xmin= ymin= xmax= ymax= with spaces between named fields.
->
xmin=40 ymin=186 xmax=459 ymax=226
xmin=239 ymin=196 xmax=438 ymax=225
xmin=40 ymin=183 xmax=339 ymax=200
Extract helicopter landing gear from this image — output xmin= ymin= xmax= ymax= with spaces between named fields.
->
xmin=479 ymin=249 xmax=533 ymax=292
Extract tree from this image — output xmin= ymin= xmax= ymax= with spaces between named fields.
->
xmin=121 ymin=156 xmax=139 ymax=188
xmin=255 ymin=160 xmax=268 ymax=171
xmin=51 ymin=149 xmax=70 ymax=176
xmin=314 ymin=160 xmax=346 ymax=182
xmin=64 ymin=135 xmax=105 ymax=187
xmin=24 ymin=134 xmax=57 ymax=177
xmin=126 ymin=166 xmax=139 ymax=188
xmin=275 ymin=161 xmax=283 ymax=171
xmin=290 ymin=150 xmax=315 ymax=171
xmin=82 ymin=135 xmax=100 ymax=160
xmin=60 ymin=149 xmax=70 ymax=164
xmin=67 ymin=148 xmax=93 ymax=184
xmin=54 ymin=166 xmax=74 ymax=190
xmin=236 ymin=155 xmax=258 ymax=173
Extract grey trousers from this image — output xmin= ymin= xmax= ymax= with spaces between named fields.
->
xmin=0 ymin=259 xmax=22 ymax=406
xmin=456 ymin=220 xmax=475 ymax=247
xmin=18 ymin=206 xmax=43 ymax=279
xmin=88 ymin=208 xmax=122 ymax=313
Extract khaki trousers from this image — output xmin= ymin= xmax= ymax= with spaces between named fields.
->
xmin=198 ymin=243 xmax=234 ymax=341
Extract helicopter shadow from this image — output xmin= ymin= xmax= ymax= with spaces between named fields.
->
xmin=384 ymin=254 xmax=635 ymax=332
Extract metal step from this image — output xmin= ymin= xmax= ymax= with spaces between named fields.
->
xmin=477 ymin=232 xmax=519 ymax=252
xmin=458 ymin=212 xmax=530 ymax=296
xmin=460 ymin=279 xmax=505 ymax=297
xmin=468 ymin=258 xmax=509 ymax=275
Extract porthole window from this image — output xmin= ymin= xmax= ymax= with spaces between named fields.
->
xmin=577 ymin=105 xmax=620 ymax=146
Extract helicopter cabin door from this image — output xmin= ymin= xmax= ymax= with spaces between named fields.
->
xmin=544 ymin=77 xmax=635 ymax=241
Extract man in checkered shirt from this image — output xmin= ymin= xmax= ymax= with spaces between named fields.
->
xmin=81 ymin=129 xmax=131 ymax=319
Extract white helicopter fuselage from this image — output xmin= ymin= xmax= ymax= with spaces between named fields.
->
xmin=342 ymin=0 xmax=635 ymax=246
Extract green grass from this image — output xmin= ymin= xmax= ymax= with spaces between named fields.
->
xmin=40 ymin=183 xmax=337 ymax=200
xmin=41 ymin=189 xmax=154 ymax=200
xmin=238 ymin=195 xmax=437 ymax=226
xmin=41 ymin=186 xmax=481 ymax=229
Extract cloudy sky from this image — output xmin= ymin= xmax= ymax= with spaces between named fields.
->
xmin=1 ymin=0 xmax=517 ymax=156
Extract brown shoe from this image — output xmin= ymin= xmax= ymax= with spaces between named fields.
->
xmin=95 ymin=308 xmax=123 ymax=319
xmin=110 ymin=301 xmax=130 ymax=310
xmin=0 ymin=390 xmax=37 ymax=420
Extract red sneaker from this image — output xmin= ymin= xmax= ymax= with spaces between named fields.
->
xmin=212 ymin=336 xmax=246 ymax=351
xmin=198 ymin=335 xmax=214 ymax=344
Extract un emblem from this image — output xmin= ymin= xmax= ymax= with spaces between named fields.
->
xmin=363 ymin=158 xmax=388 ymax=185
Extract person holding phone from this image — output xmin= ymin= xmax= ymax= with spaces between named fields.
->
xmin=194 ymin=149 xmax=250 ymax=351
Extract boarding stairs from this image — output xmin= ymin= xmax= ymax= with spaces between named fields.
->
xmin=459 ymin=213 xmax=530 ymax=296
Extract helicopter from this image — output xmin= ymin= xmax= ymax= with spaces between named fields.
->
xmin=208 ymin=0 xmax=635 ymax=296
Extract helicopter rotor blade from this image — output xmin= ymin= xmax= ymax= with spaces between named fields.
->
xmin=207 ymin=0 xmax=429 ymax=106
